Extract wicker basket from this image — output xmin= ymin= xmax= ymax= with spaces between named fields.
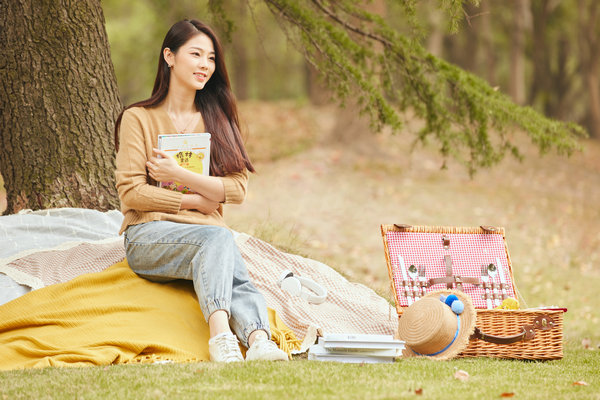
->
xmin=461 ymin=309 xmax=564 ymax=360
xmin=381 ymin=224 xmax=564 ymax=360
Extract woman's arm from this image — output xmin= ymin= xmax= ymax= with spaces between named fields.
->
xmin=147 ymin=148 xmax=226 ymax=202
xmin=147 ymin=148 xmax=249 ymax=204
xmin=180 ymin=193 xmax=220 ymax=214
xmin=116 ymin=109 xmax=182 ymax=213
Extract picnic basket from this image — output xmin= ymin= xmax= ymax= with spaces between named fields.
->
xmin=381 ymin=224 xmax=564 ymax=360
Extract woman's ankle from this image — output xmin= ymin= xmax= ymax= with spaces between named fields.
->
xmin=248 ymin=329 xmax=269 ymax=347
xmin=208 ymin=310 xmax=231 ymax=338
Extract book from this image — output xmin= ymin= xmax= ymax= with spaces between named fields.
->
xmin=308 ymin=343 xmax=399 ymax=364
xmin=156 ymin=133 xmax=211 ymax=194
xmin=320 ymin=333 xmax=405 ymax=350
xmin=307 ymin=334 xmax=405 ymax=363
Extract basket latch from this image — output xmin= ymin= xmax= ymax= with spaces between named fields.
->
xmin=533 ymin=315 xmax=555 ymax=331
xmin=442 ymin=235 xmax=450 ymax=249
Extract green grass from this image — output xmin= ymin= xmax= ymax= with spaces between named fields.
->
xmin=1 ymin=345 xmax=598 ymax=399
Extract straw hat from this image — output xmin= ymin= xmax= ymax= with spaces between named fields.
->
xmin=396 ymin=290 xmax=476 ymax=360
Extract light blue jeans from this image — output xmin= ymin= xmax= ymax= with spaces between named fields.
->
xmin=124 ymin=221 xmax=270 ymax=347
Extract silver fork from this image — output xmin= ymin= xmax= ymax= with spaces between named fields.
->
xmin=487 ymin=263 xmax=500 ymax=307
xmin=408 ymin=264 xmax=419 ymax=302
xmin=481 ymin=265 xmax=492 ymax=309
xmin=418 ymin=266 xmax=427 ymax=299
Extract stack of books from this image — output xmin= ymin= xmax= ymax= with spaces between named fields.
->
xmin=308 ymin=333 xmax=405 ymax=363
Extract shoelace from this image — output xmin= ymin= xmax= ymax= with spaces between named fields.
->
xmin=216 ymin=335 xmax=243 ymax=361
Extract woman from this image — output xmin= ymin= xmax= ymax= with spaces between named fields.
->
xmin=114 ymin=19 xmax=288 ymax=362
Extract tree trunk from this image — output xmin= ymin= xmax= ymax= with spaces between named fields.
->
xmin=231 ymin=3 xmax=249 ymax=100
xmin=462 ymin=2 xmax=479 ymax=74
xmin=479 ymin=0 xmax=497 ymax=86
xmin=0 ymin=0 xmax=121 ymax=214
xmin=305 ymin=62 xmax=331 ymax=106
xmin=578 ymin=0 xmax=600 ymax=139
xmin=528 ymin=0 xmax=551 ymax=106
xmin=328 ymin=0 xmax=386 ymax=143
xmin=426 ymin=9 xmax=444 ymax=57
xmin=509 ymin=0 xmax=530 ymax=104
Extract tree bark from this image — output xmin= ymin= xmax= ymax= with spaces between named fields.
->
xmin=479 ymin=0 xmax=497 ymax=86
xmin=462 ymin=2 xmax=479 ymax=74
xmin=305 ymin=62 xmax=331 ymax=106
xmin=528 ymin=0 xmax=551 ymax=106
xmin=231 ymin=3 xmax=249 ymax=100
xmin=578 ymin=0 xmax=600 ymax=138
xmin=509 ymin=0 xmax=530 ymax=104
xmin=328 ymin=0 xmax=386 ymax=143
xmin=426 ymin=9 xmax=444 ymax=57
xmin=0 ymin=0 xmax=121 ymax=214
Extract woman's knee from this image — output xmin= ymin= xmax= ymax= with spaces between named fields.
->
xmin=203 ymin=226 xmax=235 ymax=247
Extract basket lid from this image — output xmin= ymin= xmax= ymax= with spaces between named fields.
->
xmin=381 ymin=224 xmax=518 ymax=312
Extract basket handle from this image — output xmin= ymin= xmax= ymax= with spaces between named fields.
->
xmin=480 ymin=225 xmax=500 ymax=232
xmin=470 ymin=326 xmax=536 ymax=344
xmin=470 ymin=314 xmax=556 ymax=344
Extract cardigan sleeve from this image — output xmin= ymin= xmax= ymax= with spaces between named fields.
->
xmin=115 ymin=108 xmax=182 ymax=214
xmin=218 ymin=169 xmax=249 ymax=205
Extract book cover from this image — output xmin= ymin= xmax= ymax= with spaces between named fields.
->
xmin=317 ymin=337 xmax=403 ymax=356
xmin=308 ymin=344 xmax=397 ymax=363
xmin=320 ymin=333 xmax=405 ymax=350
xmin=156 ymin=133 xmax=211 ymax=194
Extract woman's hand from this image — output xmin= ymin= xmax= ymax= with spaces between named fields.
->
xmin=181 ymin=193 xmax=220 ymax=214
xmin=146 ymin=148 xmax=183 ymax=183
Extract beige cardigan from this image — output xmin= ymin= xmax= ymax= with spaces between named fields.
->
xmin=115 ymin=103 xmax=249 ymax=234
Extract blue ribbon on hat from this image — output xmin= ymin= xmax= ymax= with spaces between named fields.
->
xmin=413 ymin=314 xmax=460 ymax=357
xmin=412 ymin=294 xmax=464 ymax=357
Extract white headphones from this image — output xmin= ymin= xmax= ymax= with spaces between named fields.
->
xmin=278 ymin=270 xmax=328 ymax=304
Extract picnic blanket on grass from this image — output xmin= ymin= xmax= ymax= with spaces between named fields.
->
xmin=0 ymin=259 xmax=296 ymax=371
xmin=0 ymin=208 xmax=398 ymax=369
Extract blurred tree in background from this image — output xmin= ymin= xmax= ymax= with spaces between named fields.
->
xmin=436 ymin=0 xmax=599 ymax=139
xmin=103 ymin=0 xmax=308 ymax=105
xmin=2 ymin=0 xmax=596 ymax=212
xmin=105 ymin=0 xmax=593 ymax=163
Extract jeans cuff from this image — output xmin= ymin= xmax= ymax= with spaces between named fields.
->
xmin=205 ymin=298 xmax=231 ymax=321
xmin=242 ymin=322 xmax=271 ymax=348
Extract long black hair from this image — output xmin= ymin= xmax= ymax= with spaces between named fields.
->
xmin=114 ymin=19 xmax=254 ymax=175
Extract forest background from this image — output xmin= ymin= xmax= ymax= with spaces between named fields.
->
xmin=1 ymin=0 xmax=599 ymax=348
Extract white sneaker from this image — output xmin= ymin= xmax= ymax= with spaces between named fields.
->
xmin=209 ymin=333 xmax=244 ymax=363
xmin=245 ymin=336 xmax=289 ymax=361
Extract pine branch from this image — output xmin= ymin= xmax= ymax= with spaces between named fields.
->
xmin=256 ymin=0 xmax=585 ymax=173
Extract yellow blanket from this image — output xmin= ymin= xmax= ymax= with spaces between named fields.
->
xmin=0 ymin=259 xmax=298 ymax=370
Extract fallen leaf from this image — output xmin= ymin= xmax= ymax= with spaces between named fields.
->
xmin=415 ymin=388 xmax=423 ymax=395
xmin=500 ymin=393 xmax=515 ymax=398
xmin=581 ymin=338 xmax=591 ymax=349
xmin=573 ymin=381 xmax=588 ymax=386
xmin=454 ymin=369 xmax=469 ymax=381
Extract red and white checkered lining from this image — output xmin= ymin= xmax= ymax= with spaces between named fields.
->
xmin=385 ymin=231 xmax=515 ymax=309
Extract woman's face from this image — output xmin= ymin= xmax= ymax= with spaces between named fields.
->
xmin=165 ymin=33 xmax=216 ymax=92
